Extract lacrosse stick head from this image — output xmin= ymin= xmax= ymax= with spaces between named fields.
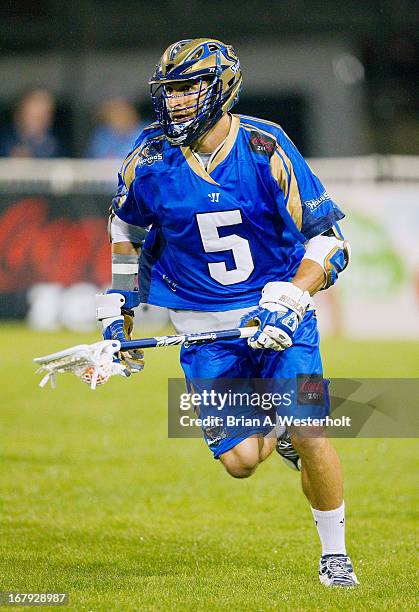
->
xmin=34 ymin=340 xmax=125 ymax=389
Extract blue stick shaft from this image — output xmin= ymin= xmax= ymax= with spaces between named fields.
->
xmin=120 ymin=327 xmax=254 ymax=350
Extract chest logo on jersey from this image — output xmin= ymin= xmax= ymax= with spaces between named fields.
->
xmin=248 ymin=131 xmax=275 ymax=157
xmin=208 ymin=192 xmax=221 ymax=203
xmin=137 ymin=140 xmax=164 ymax=167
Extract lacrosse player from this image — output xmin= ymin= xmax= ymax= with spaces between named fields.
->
xmin=97 ymin=39 xmax=357 ymax=587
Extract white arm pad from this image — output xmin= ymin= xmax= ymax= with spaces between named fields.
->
xmin=260 ymin=282 xmax=311 ymax=321
xmin=95 ymin=292 xmax=125 ymax=320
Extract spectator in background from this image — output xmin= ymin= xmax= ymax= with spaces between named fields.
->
xmin=85 ymin=97 xmax=144 ymax=159
xmin=0 ymin=88 xmax=63 ymax=158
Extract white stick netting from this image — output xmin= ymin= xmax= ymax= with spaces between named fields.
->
xmin=34 ymin=340 xmax=124 ymax=389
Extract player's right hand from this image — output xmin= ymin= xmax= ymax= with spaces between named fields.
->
xmin=103 ymin=315 xmax=145 ymax=376
xmin=95 ymin=291 xmax=144 ymax=377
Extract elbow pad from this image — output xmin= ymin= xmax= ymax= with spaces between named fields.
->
xmin=302 ymin=234 xmax=350 ymax=289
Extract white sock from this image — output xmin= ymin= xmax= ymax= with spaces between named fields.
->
xmin=311 ymin=501 xmax=346 ymax=556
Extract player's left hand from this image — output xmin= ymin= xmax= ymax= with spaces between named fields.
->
xmin=240 ymin=282 xmax=311 ymax=351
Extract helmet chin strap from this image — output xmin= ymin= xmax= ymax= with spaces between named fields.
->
xmin=171 ymin=118 xmax=194 ymax=137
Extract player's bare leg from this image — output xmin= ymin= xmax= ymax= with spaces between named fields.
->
xmin=219 ymin=435 xmax=277 ymax=478
xmin=290 ymin=427 xmax=359 ymax=587
xmin=290 ymin=431 xmax=343 ymax=510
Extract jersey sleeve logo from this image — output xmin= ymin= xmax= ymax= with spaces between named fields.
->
xmin=248 ymin=131 xmax=275 ymax=157
xmin=137 ymin=140 xmax=164 ymax=167
xmin=304 ymin=190 xmax=331 ymax=212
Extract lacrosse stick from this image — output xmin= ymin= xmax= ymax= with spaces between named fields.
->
xmin=34 ymin=326 xmax=255 ymax=390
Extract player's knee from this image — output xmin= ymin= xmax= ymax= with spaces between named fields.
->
xmin=225 ymin=461 xmax=257 ymax=479
xmin=220 ymin=450 xmax=259 ymax=479
xmin=219 ymin=437 xmax=263 ymax=478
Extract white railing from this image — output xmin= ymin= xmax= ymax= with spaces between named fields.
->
xmin=0 ymin=159 xmax=120 ymax=193
xmin=0 ymin=155 xmax=417 ymax=192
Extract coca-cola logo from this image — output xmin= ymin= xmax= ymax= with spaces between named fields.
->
xmin=0 ymin=198 xmax=110 ymax=293
xmin=297 ymin=374 xmax=325 ymax=406
xmin=299 ymin=380 xmax=324 ymax=394
xmin=249 ymin=131 xmax=276 ymax=156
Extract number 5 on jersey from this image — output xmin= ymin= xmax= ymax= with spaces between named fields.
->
xmin=196 ymin=210 xmax=254 ymax=285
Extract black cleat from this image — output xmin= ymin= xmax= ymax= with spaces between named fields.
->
xmin=276 ymin=430 xmax=301 ymax=471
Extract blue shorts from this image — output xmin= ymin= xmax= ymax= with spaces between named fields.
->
xmin=180 ymin=311 xmax=329 ymax=459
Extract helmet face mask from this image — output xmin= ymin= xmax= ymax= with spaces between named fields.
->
xmin=151 ymin=76 xmax=222 ymax=146
xmin=149 ymin=39 xmax=242 ymax=146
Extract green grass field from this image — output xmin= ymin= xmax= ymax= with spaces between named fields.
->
xmin=1 ymin=325 xmax=418 ymax=611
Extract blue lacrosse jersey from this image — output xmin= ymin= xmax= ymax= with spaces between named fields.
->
xmin=113 ymin=114 xmax=344 ymax=310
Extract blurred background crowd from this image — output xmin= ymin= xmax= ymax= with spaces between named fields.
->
xmin=0 ymin=88 xmax=145 ymax=159
xmin=0 ymin=0 xmax=417 ymax=159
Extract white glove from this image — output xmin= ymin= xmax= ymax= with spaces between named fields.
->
xmin=242 ymin=282 xmax=311 ymax=351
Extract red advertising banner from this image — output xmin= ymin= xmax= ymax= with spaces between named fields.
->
xmin=0 ymin=193 xmax=111 ymax=318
